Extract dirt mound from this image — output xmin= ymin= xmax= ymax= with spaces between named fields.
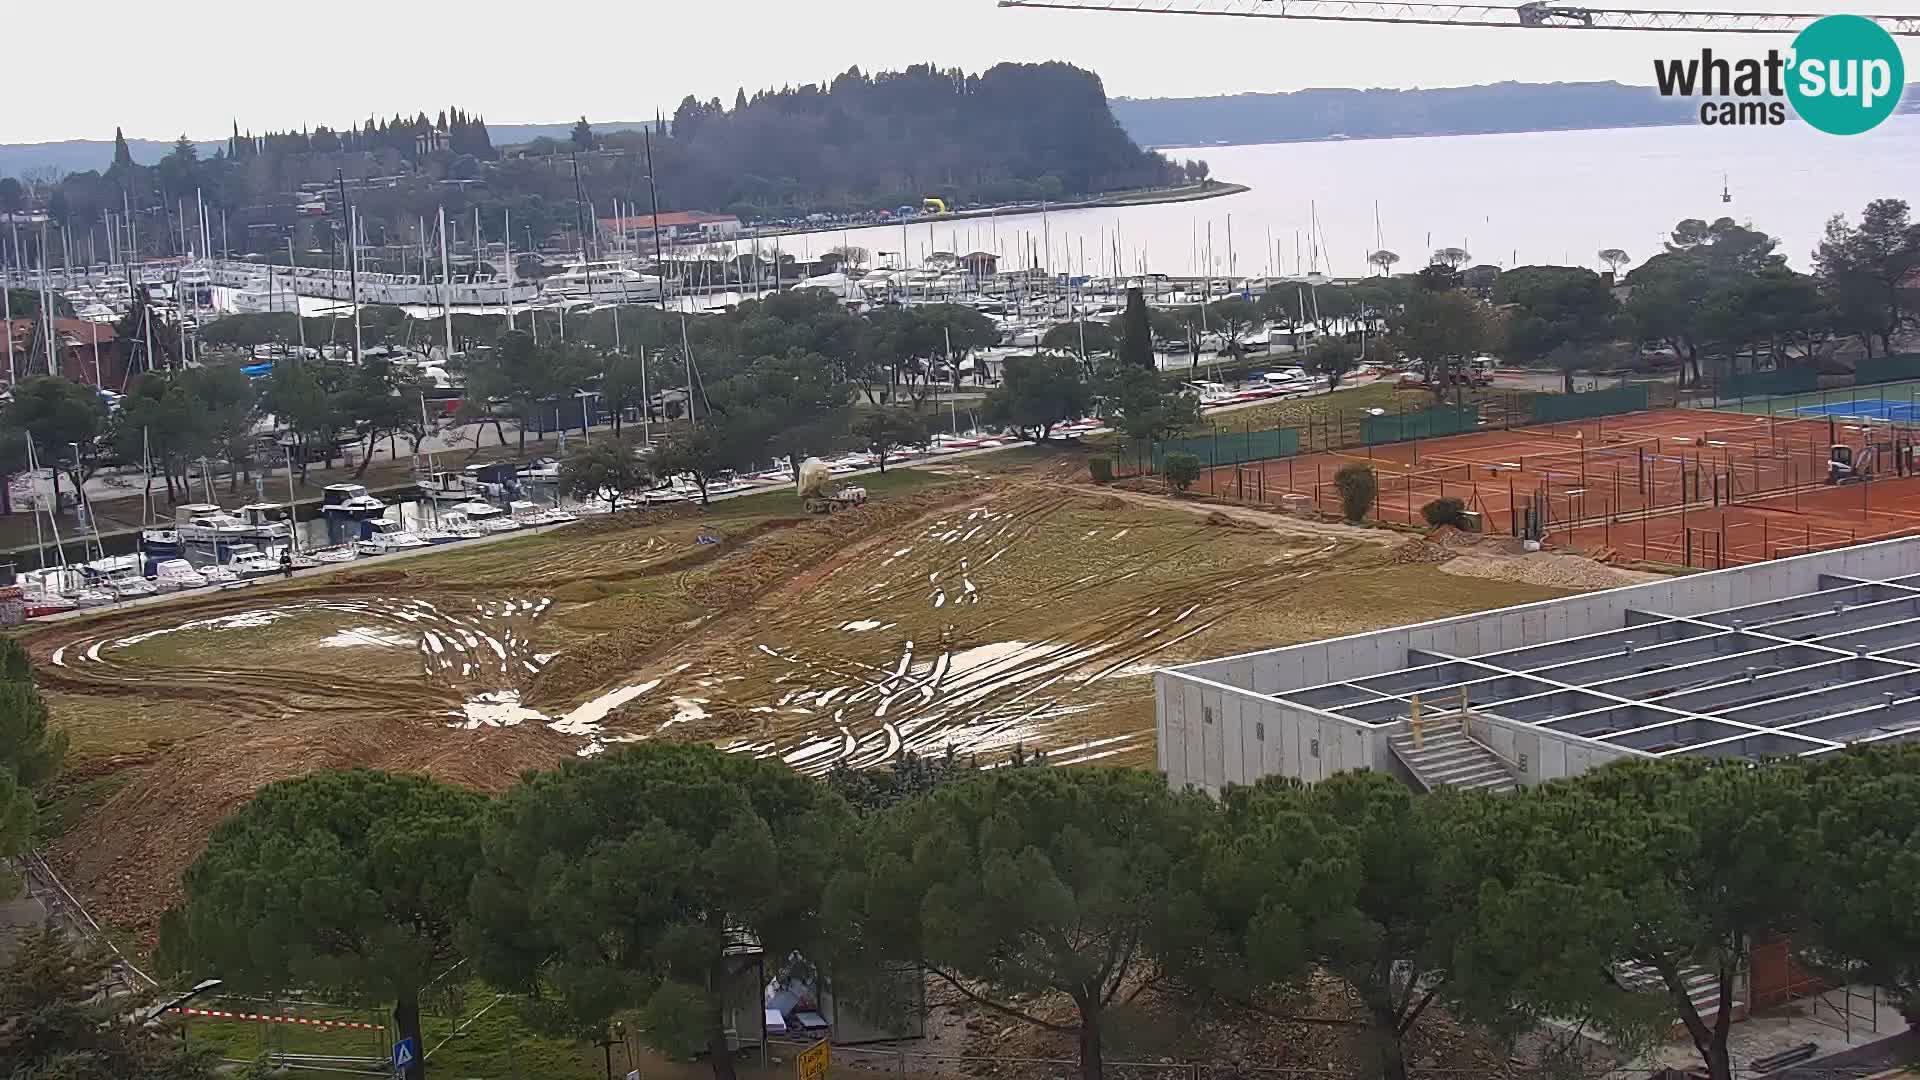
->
xmin=48 ymin=714 xmax=576 ymax=941
xmin=1390 ymin=538 xmax=1454 ymax=565
xmin=1427 ymin=524 xmax=1485 ymax=549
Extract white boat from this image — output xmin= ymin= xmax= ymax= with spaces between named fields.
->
xmin=321 ymin=484 xmax=387 ymax=518
xmin=449 ymin=500 xmax=509 ymax=522
xmin=519 ymin=458 xmax=561 ymax=483
xmin=82 ymin=556 xmax=157 ymax=600
xmin=175 ymin=503 xmax=253 ymax=543
xmin=542 ymin=261 xmax=663 ymax=301
xmin=306 ymin=544 xmax=360 ymax=565
xmin=198 ymin=564 xmax=242 ymax=586
xmin=478 ymin=515 xmax=521 ymax=534
xmin=236 ymin=504 xmax=293 ymax=541
xmin=21 ymin=589 xmax=76 ymax=618
xmin=424 ymin=512 xmax=483 ymax=542
xmin=224 ymin=544 xmax=281 ymax=576
xmin=231 ymin=280 xmax=301 ymax=314
xmin=417 ymin=470 xmax=473 ymax=503
xmin=355 ymin=520 xmax=430 ymax=555
xmin=103 ymin=570 xmax=157 ymax=600
xmin=152 ymin=559 xmax=210 ymax=592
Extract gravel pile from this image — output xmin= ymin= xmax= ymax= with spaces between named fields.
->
xmin=1439 ymin=551 xmax=1660 ymax=589
xmin=1391 ymin=538 xmax=1455 ymax=565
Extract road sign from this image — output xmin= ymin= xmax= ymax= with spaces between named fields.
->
xmin=796 ymin=1038 xmax=830 ymax=1080
xmin=392 ymin=1037 xmax=417 ymax=1072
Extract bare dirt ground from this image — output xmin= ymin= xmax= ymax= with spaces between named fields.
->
xmin=20 ymin=456 xmax=1628 ymax=937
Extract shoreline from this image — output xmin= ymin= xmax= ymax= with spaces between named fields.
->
xmin=1139 ymin=105 xmax=1920 ymax=153
xmin=1143 ymin=119 xmax=1694 ymax=153
xmin=739 ymin=181 xmax=1251 ymax=242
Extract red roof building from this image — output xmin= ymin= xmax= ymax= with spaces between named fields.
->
xmin=2 ymin=319 xmax=129 ymax=390
xmin=599 ymin=210 xmax=742 ymax=244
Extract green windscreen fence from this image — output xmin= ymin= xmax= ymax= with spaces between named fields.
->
xmin=1153 ymin=426 xmax=1300 ymax=469
xmin=1720 ymin=367 xmax=1818 ymax=400
xmin=1854 ymin=354 xmax=1920 ymax=387
xmin=1361 ymin=406 xmax=1478 ymax=445
xmin=1529 ymin=384 xmax=1649 ymax=424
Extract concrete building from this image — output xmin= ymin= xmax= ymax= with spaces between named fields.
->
xmin=599 ymin=210 xmax=741 ymax=245
xmin=1156 ymin=536 xmax=1920 ymax=795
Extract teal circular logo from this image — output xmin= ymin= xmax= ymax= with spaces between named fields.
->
xmin=1787 ymin=14 xmax=1905 ymax=135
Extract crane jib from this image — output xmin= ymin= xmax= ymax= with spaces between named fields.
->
xmin=995 ymin=0 xmax=1920 ymax=36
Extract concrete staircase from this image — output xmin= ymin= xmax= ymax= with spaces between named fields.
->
xmin=1387 ymin=719 xmax=1518 ymax=794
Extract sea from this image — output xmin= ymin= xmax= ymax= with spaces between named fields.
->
xmin=768 ymin=114 xmax=1920 ymax=281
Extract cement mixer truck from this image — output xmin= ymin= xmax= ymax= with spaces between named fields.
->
xmin=797 ymin=457 xmax=868 ymax=514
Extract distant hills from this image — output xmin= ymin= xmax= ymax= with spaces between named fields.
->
xmin=8 ymin=78 xmax=1920 ymax=178
xmin=1109 ymin=79 xmax=1920 ymax=147
xmin=0 ymin=121 xmax=658 ymax=178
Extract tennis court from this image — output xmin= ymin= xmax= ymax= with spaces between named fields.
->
xmin=1793 ymin=398 xmax=1920 ymax=422
xmin=1190 ymin=407 xmax=1920 ymax=568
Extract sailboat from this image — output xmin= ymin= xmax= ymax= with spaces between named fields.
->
xmin=138 ymin=429 xmax=182 ymax=558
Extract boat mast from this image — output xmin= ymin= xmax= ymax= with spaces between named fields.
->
xmin=350 ymin=205 xmax=363 ymax=361
xmin=287 ymin=234 xmax=307 ymax=355
xmin=2 ymin=244 xmax=15 ymax=386
xmin=141 ymin=427 xmax=153 ymax=529
xmin=39 ymin=220 xmax=55 ymax=375
xmin=285 ymin=445 xmax=300 ymax=554
xmin=503 ymin=207 xmax=515 ymax=332
xmin=642 ymin=126 xmax=668 ymax=321
xmin=336 ymin=170 xmax=360 ymax=362
xmin=25 ymin=436 xmax=44 ymax=574
xmin=439 ymin=206 xmax=453 ymax=365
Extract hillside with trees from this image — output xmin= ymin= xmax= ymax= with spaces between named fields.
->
xmin=6 ymin=63 xmax=1185 ymax=263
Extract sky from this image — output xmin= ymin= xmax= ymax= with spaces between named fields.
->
xmin=3 ymin=0 xmax=1917 ymax=143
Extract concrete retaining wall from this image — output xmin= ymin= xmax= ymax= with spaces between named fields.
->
xmin=1154 ymin=536 xmax=1920 ymax=792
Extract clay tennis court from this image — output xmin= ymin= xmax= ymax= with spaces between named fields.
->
xmin=1194 ymin=407 xmax=1920 ymax=568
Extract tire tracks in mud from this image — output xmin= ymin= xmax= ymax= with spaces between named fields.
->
xmin=574 ymin=482 xmax=1394 ymax=775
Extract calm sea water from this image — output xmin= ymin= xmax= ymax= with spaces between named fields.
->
xmin=778 ymin=115 xmax=1920 ymax=280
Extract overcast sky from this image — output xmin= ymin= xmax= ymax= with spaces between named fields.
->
xmin=4 ymin=0 xmax=1916 ymax=143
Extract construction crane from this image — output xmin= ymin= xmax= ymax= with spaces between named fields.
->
xmin=995 ymin=0 xmax=1920 ymax=35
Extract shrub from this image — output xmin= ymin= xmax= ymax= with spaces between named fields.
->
xmin=1334 ymin=462 xmax=1377 ymax=522
xmin=1422 ymin=496 xmax=1467 ymax=527
xmin=1164 ymin=452 xmax=1202 ymax=493
xmin=1088 ymin=455 xmax=1114 ymax=483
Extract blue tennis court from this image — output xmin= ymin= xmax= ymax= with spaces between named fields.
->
xmin=1793 ymin=399 xmax=1920 ymax=422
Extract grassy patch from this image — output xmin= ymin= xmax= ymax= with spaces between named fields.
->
xmin=43 ymin=692 xmax=233 ymax=758
xmin=1208 ymin=564 xmax=1574 ymax=655
xmin=181 ymin=985 xmax=609 ymax=1079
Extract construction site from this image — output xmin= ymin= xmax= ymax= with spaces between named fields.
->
xmin=20 ymin=393 xmax=1920 ymax=1078
xmin=21 ymin=452 xmax=1619 ymax=941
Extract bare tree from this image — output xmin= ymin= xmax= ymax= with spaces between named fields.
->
xmin=828 ymin=244 xmax=871 ymax=271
